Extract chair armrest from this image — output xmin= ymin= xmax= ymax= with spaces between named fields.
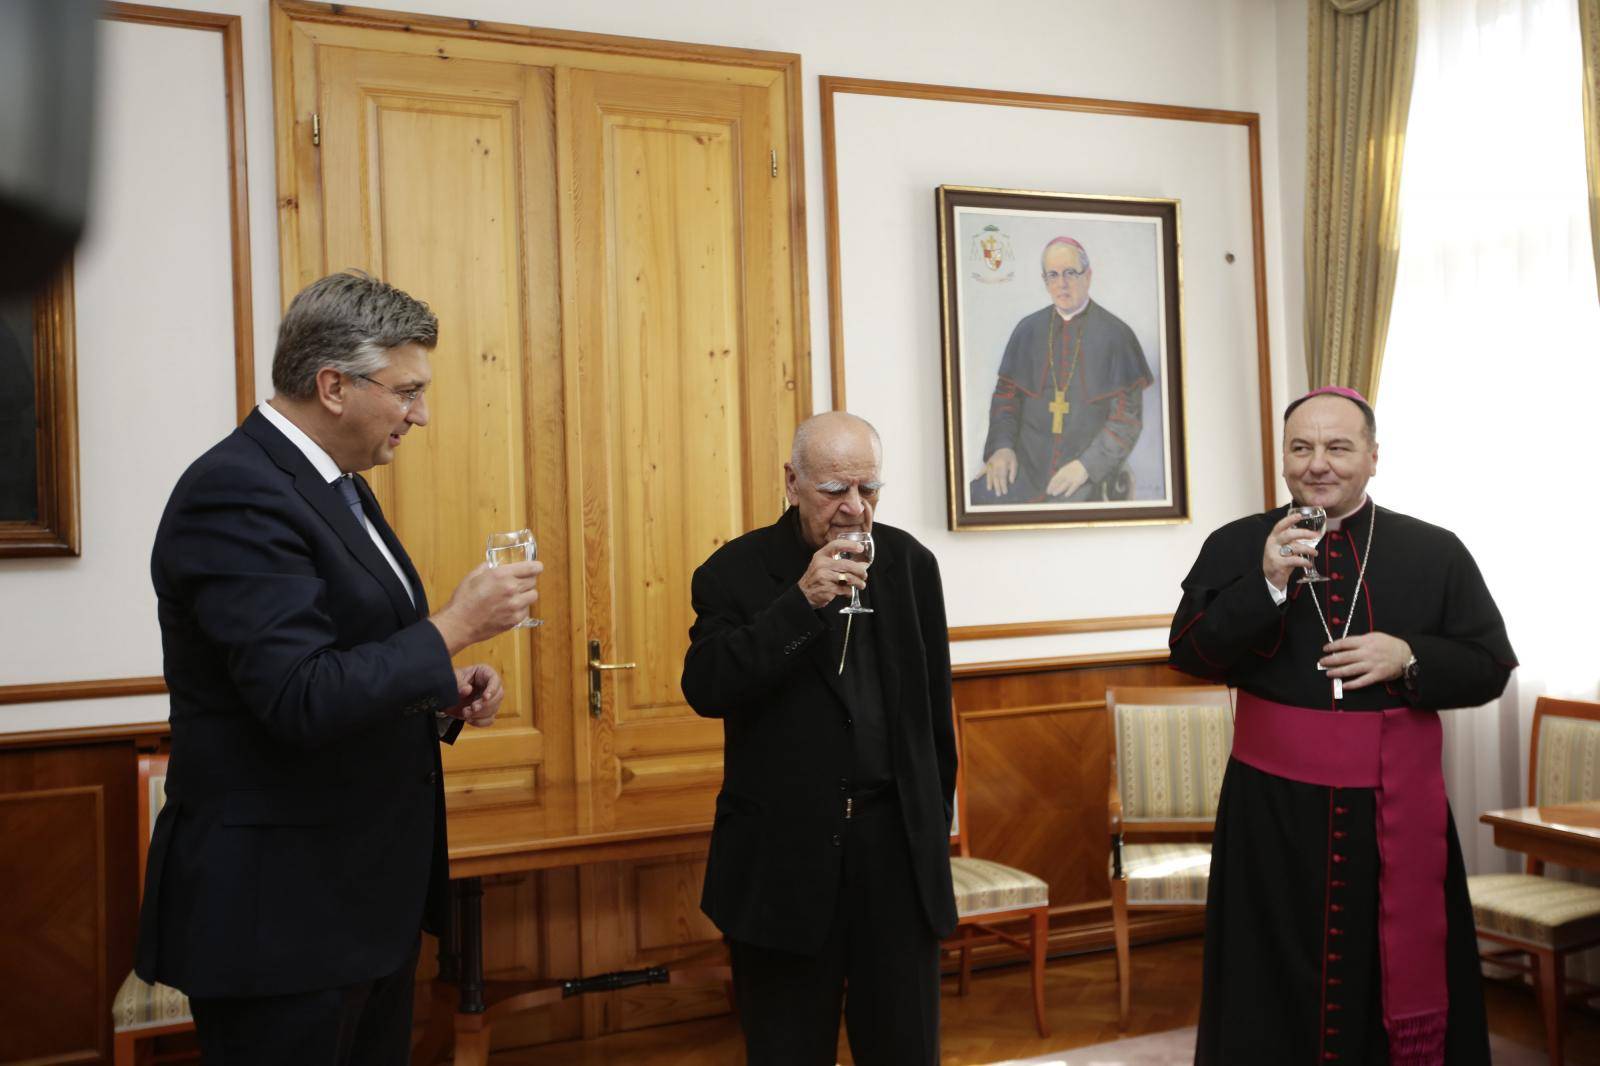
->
xmin=1107 ymin=778 xmax=1123 ymax=836
xmin=1110 ymin=832 xmax=1125 ymax=881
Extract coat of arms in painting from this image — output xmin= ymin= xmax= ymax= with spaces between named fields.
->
xmin=967 ymin=224 xmax=1015 ymax=283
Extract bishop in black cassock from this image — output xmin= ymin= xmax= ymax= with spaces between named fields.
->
xmin=1169 ymin=387 xmax=1516 ymax=1066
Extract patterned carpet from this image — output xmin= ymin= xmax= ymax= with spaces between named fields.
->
xmin=993 ymin=1026 xmax=1549 ymax=1065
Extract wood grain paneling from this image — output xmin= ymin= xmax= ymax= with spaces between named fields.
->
xmin=0 ymin=738 xmax=145 ymax=1066
xmin=954 ymin=654 xmax=1208 ymax=953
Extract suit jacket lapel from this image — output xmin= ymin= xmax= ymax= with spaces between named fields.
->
xmin=757 ymin=509 xmax=854 ymax=712
xmin=241 ymin=412 xmax=419 ymax=628
xmin=353 ymin=473 xmax=427 ymax=620
xmin=866 ymin=535 xmax=902 ymax=718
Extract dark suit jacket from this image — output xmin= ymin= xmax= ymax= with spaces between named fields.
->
xmin=681 ymin=509 xmax=958 ymax=955
xmin=135 ymin=409 xmax=462 ymax=998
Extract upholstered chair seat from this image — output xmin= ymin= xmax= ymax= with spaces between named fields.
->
xmin=950 ymin=856 xmax=1050 ymax=918
xmin=1118 ymin=842 xmax=1213 ymax=906
xmin=112 ymin=972 xmax=192 ymax=1033
xmin=1469 ymin=873 xmax=1600 ymax=949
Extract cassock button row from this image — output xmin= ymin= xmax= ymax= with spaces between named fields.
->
xmin=1331 ymin=594 xmax=1343 ymax=603
xmin=1326 ymin=1027 xmax=1340 ymax=1036
xmin=1330 ymin=617 xmax=1342 ymax=626
xmin=1328 ymin=951 xmax=1342 ymax=961
xmin=1330 ymin=903 xmax=1344 ymax=912
xmin=1332 ymin=854 xmax=1346 ymax=864
xmin=1333 ymin=830 xmax=1348 ymax=840
xmin=1328 ymin=1002 xmax=1343 ymax=1012
xmin=1335 ymin=805 xmax=1349 ymax=815
xmin=1332 ymin=879 xmax=1347 ymax=889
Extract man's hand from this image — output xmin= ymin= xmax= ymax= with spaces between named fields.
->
xmin=798 ymin=537 xmax=869 ymax=609
xmin=430 ymin=560 xmax=543 ymax=655
xmin=1320 ymin=633 xmax=1412 ymax=691
xmin=983 ymin=448 xmax=1019 ymax=497
xmin=1263 ymin=512 xmax=1316 ymax=591
xmin=445 ymin=663 xmax=504 ymax=728
xmin=1046 ymin=459 xmax=1090 ymax=498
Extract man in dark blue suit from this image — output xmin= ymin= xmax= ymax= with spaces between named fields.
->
xmin=136 ymin=272 xmax=541 ymax=1065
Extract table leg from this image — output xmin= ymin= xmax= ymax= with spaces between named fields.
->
xmin=458 ymin=876 xmax=486 ymax=1014
xmin=438 ymin=879 xmax=461 ymax=984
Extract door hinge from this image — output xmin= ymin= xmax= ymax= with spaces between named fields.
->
xmin=770 ymin=148 xmax=778 ymax=178
xmin=311 ymin=112 xmax=321 ymax=148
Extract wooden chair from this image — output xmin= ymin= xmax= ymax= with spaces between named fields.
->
xmin=944 ymin=714 xmax=1051 ymax=1037
xmin=1106 ymin=684 xmax=1231 ymax=1029
xmin=1468 ymin=696 xmax=1600 ymax=1066
xmin=111 ymin=753 xmax=194 ymax=1064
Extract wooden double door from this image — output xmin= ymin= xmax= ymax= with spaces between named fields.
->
xmin=274 ymin=3 xmax=807 ymax=1041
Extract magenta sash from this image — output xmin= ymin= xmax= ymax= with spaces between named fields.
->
xmin=1232 ymin=692 xmax=1448 ymax=1066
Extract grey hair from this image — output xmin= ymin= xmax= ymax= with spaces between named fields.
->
xmin=271 ymin=271 xmax=438 ymax=400
xmin=789 ymin=411 xmax=882 ymax=478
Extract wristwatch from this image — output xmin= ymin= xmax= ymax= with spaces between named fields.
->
xmin=1401 ymin=653 xmax=1420 ymax=689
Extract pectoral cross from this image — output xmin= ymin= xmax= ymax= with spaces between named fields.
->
xmin=1049 ymin=389 xmax=1070 ymax=434
xmin=1315 ymin=663 xmax=1343 ymax=701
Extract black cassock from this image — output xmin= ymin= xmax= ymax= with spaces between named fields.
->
xmin=1169 ymin=498 xmax=1516 ymax=1065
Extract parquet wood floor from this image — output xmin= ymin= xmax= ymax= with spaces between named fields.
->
xmin=486 ymin=937 xmax=1600 ymax=1065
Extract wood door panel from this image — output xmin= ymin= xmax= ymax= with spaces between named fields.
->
xmin=317 ymin=47 xmax=563 ymax=807
xmin=569 ymin=69 xmax=800 ymax=809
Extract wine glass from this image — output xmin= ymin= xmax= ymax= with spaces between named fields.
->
xmin=1289 ymin=505 xmax=1328 ymax=584
xmin=484 ymin=528 xmax=542 ymax=628
xmin=835 ymin=531 xmax=875 ymax=615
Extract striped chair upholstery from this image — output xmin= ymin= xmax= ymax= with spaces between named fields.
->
xmin=1469 ymin=873 xmax=1600 ymax=950
xmin=1534 ymin=714 xmax=1600 ymax=805
xmin=1113 ymin=700 xmax=1233 ymax=822
xmin=950 ymin=857 xmax=1050 ymax=918
xmin=1122 ymin=842 xmax=1213 ymax=905
xmin=113 ymin=763 xmax=191 ymax=1041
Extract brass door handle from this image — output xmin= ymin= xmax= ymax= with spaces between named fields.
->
xmin=587 ymin=639 xmax=636 ymax=718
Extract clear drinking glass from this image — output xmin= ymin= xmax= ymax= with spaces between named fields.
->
xmin=484 ymin=528 xmax=542 ymax=628
xmin=835 ymin=531 xmax=875 ymax=615
xmin=1290 ymin=505 xmax=1329 ymax=584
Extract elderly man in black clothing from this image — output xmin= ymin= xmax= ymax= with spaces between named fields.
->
xmin=682 ymin=411 xmax=957 ymax=1065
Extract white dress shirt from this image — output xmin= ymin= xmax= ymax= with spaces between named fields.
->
xmin=258 ymin=400 xmax=415 ymax=606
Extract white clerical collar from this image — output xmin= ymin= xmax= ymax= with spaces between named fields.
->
xmin=1054 ymin=303 xmax=1087 ymax=322
xmin=258 ymin=399 xmax=345 ymax=485
xmin=1326 ymin=494 xmax=1370 ymax=531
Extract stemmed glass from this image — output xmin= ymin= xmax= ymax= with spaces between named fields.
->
xmin=1289 ymin=505 xmax=1328 ymax=584
xmin=484 ymin=528 xmax=542 ymax=628
xmin=835 ymin=531 xmax=875 ymax=615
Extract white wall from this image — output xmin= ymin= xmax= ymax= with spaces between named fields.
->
xmin=0 ymin=0 xmax=1306 ymax=729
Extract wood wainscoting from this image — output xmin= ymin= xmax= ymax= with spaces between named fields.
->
xmin=0 ymin=727 xmax=166 ymax=1066
xmin=952 ymin=651 xmax=1210 ymax=961
xmin=0 ymin=650 xmax=1206 ymax=1060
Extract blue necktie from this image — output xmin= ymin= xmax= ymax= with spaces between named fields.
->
xmin=334 ymin=475 xmax=364 ymax=527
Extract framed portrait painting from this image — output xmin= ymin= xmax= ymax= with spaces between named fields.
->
xmin=937 ymin=185 xmax=1187 ymax=530
xmin=0 ymin=267 xmax=79 ymax=556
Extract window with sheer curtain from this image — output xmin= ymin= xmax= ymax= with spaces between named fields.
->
xmin=1380 ymin=0 xmax=1600 ymax=971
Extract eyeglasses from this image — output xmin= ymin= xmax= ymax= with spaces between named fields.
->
xmin=1042 ymin=267 xmax=1088 ymax=284
xmin=353 ymin=373 xmax=427 ymax=412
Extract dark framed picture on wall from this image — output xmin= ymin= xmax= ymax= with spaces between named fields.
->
xmin=937 ymin=185 xmax=1187 ymax=530
xmin=0 ymin=267 xmax=79 ymax=557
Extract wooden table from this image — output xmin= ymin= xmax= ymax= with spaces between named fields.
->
xmin=422 ymin=784 xmax=720 ymax=1066
xmin=1480 ymin=801 xmax=1600 ymax=873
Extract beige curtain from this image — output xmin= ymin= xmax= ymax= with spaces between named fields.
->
xmin=1305 ymin=0 xmax=1418 ymax=400
xmin=1581 ymin=0 xmax=1600 ymax=302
